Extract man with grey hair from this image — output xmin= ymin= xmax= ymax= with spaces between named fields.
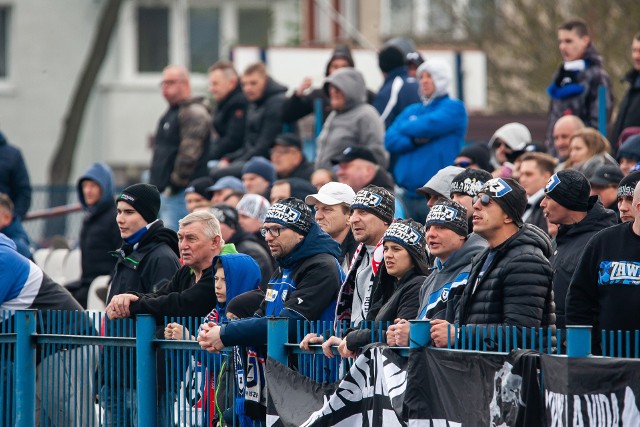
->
xmin=567 ymin=180 xmax=640 ymax=354
xmin=107 ymin=210 xmax=228 ymax=322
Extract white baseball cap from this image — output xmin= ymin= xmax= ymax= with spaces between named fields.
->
xmin=305 ymin=182 xmax=355 ymax=206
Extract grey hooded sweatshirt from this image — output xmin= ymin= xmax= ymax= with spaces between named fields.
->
xmin=314 ymin=68 xmax=388 ymax=170
xmin=417 ymin=232 xmax=487 ymax=322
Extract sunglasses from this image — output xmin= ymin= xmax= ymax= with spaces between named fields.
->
xmin=472 ymin=194 xmax=492 ymax=206
xmin=454 ymin=160 xmax=472 ymax=168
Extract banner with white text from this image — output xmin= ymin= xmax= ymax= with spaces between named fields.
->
xmin=541 ymin=354 xmax=640 ymax=426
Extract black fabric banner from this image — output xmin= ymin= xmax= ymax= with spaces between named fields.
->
xmin=541 ymin=354 xmax=640 ymax=426
xmin=266 ymin=344 xmax=408 ymax=427
xmin=405 ymin=348 xmax=543 ymax=426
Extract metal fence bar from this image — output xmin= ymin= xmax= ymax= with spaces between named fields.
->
xmin=136 ymin=314 xmax=157 ymax=426
xmin=15 ymin=310 xmax=36 ymax=427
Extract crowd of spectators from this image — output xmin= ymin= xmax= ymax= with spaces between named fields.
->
xmin=2 ymin=19 xmax=640 ymax=426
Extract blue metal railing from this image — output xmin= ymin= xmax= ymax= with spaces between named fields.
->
xmin=2 ymin=310 xmax=639 ymax=426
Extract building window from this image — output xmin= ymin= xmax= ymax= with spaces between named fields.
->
xmin=388 ymin=0 xmax=414 ymax=37
xmin=189 ymin=7 xmax=220 ymax=74
xmin=0 ymin=7 xmax=9 ymax=78
xmin=238 ymin=8 xmax=271 ymax=47
xmin=137 ymin=7 xmax=169 ymax=73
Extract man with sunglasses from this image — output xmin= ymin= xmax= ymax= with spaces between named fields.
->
xmin=430 ymin=178 xmax=556 ymax=350
xmin=198 ymin=197 xmax=343 ymax=352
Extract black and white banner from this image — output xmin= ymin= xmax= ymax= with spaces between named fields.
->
xmin=542 ymin=354 xmax=640 ymax=426
xmin=405 ymin=348 xmax=542 ymax=426
xmin=266 ymin=344 xmax=407 ymax=427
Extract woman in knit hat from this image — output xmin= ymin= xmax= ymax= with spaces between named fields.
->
xmin=323 ymin=218 xmax=429 ymax=358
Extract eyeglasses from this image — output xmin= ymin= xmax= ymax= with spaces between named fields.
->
xmin=454 ymin=160 xmax=472 ymax=168
xmin=260 ymin=226 xmax=286 ymax=238
xmin=472 ymin=194 xmax=492 ymax=206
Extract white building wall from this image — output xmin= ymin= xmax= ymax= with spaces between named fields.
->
xmin=2 ymin=0 xmax=487 ymax=187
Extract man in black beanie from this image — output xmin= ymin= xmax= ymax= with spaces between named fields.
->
xmin=109 ymin=183 xmax=181 ymax=303
xmin=618 ymin=171 xmax=640 ymax=223
xmin=541 ymin=169 xmax=617 ymax=330
xmin=449 ymin=168 xmax=492 ymax=234
xmin=101 ymin=182 xmax=181 ymax=424
xmin=198 ymin=197 xmax=343 ymax=352
xmin=431 ymin=177 xmax=556 ymax=350
xmin=373 ymin=44 xmax=420 ymax=128
xmin=567 ymin=178 xmax=640 ymax=355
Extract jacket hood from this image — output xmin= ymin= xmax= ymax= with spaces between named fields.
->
xmin=556 ymin=197 xmax=617 ymax=240
xmin=257 ymin=78 xmax=287 ymax=105
xmin=324 ymin=67 xmax=366 ymax=111
xmin=416 ymin=59 xmax=451 ymax=102
xmin=505 ymin=223 xmax=552 ymax=258
xmin=325 ymin=45 xmax=355 ymax=76
xmin=76 ymin=162 xmax=115 ymax=211
xmin=143 ymin=221 xmax=180 ymax=257
xmin=276 ymin=222 xmax=341 ymax=269
xmin=214 ymin=253 xmax=261 ymax=306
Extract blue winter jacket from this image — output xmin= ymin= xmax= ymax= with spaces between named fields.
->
xmin=212 ymin=253 xmax=261 ymax=322
xmin=384 ymin=95 xmax=467 ymax=198
xmin=219 ymin=222 xmax=342 ymax=346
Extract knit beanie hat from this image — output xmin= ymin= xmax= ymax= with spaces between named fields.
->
xmin=351 ymin=185 xmax=395 ymax=224
xmin=425 ymin=199 xmax=468 ymax=237
xmin=544 ymin=169 xmax=591 ymax=212
xmin=618 ymin=135 xmax=640 ymax=162
xmin=185 ymin=177 xmax=214 ymax=199
xmin=241 ymin=157 xmax=277 ymax=185
xmin=116 ymin=183 xmax=161 ymax=224
xmin=383 ymin=218 xmax=428 ymax=269
xmin=456 ymin=144 xmax=493 ymax=172
xmin=450 ymin=169 xmax=493 ymax=198
xmin=378 ymin=45 xmax=406 ymax=73
xmin=264 ymin=197 xmax=314 ymax=236
xmin=618 ymin=171 xmax=640 ymax=199
xmin=210 ymin=204 xmax=239 ymax=230
xmin=479 ymin=178 xmax=527 ymax=227
xmin=236 ymin=194 xmax=271 ymax=221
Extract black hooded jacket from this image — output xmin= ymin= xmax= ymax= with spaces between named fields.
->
xmin=550 ymin=197 xmax=617 ymax=328
xmin=225 ymin=78 xmax=291 ymax=162
xmin=455 ymin=224 xmax=556 ymax=349
xmin=209 ymin=84 xmax=247 ymax=160
xmin=107 ymin=221 xmax=181 ymax=303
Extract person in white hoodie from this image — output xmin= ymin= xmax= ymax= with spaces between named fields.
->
xmin=314 ymin=68 xmax=387 ymax=170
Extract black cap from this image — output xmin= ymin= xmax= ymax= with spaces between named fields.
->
xmin=210 ymin=204 xmax=239 ymax=230
xmin=185 ymin=177 xmax=214 ymax=199
xmin=589 ymin=165 xmax=624 ymax=187
xmin=618 ymin=171 xmax=640 ymax=199
xmin=545 ymin=170 xmax=590 ymax=212
xmin=116 ymin=183 xmax=161 ymax=224
xmin=331 ymin=146 xmax=377 ymax=165
xmin=273 ymin=133 xmax=302 ymax=150
xmin=264 ymin=197 xmax=315 ymax=236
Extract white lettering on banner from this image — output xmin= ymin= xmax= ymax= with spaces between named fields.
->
xmin=545 ymin=387 xmax=640 ymax=426
xmin=266 ymin=204 xmax=300 ymax=224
